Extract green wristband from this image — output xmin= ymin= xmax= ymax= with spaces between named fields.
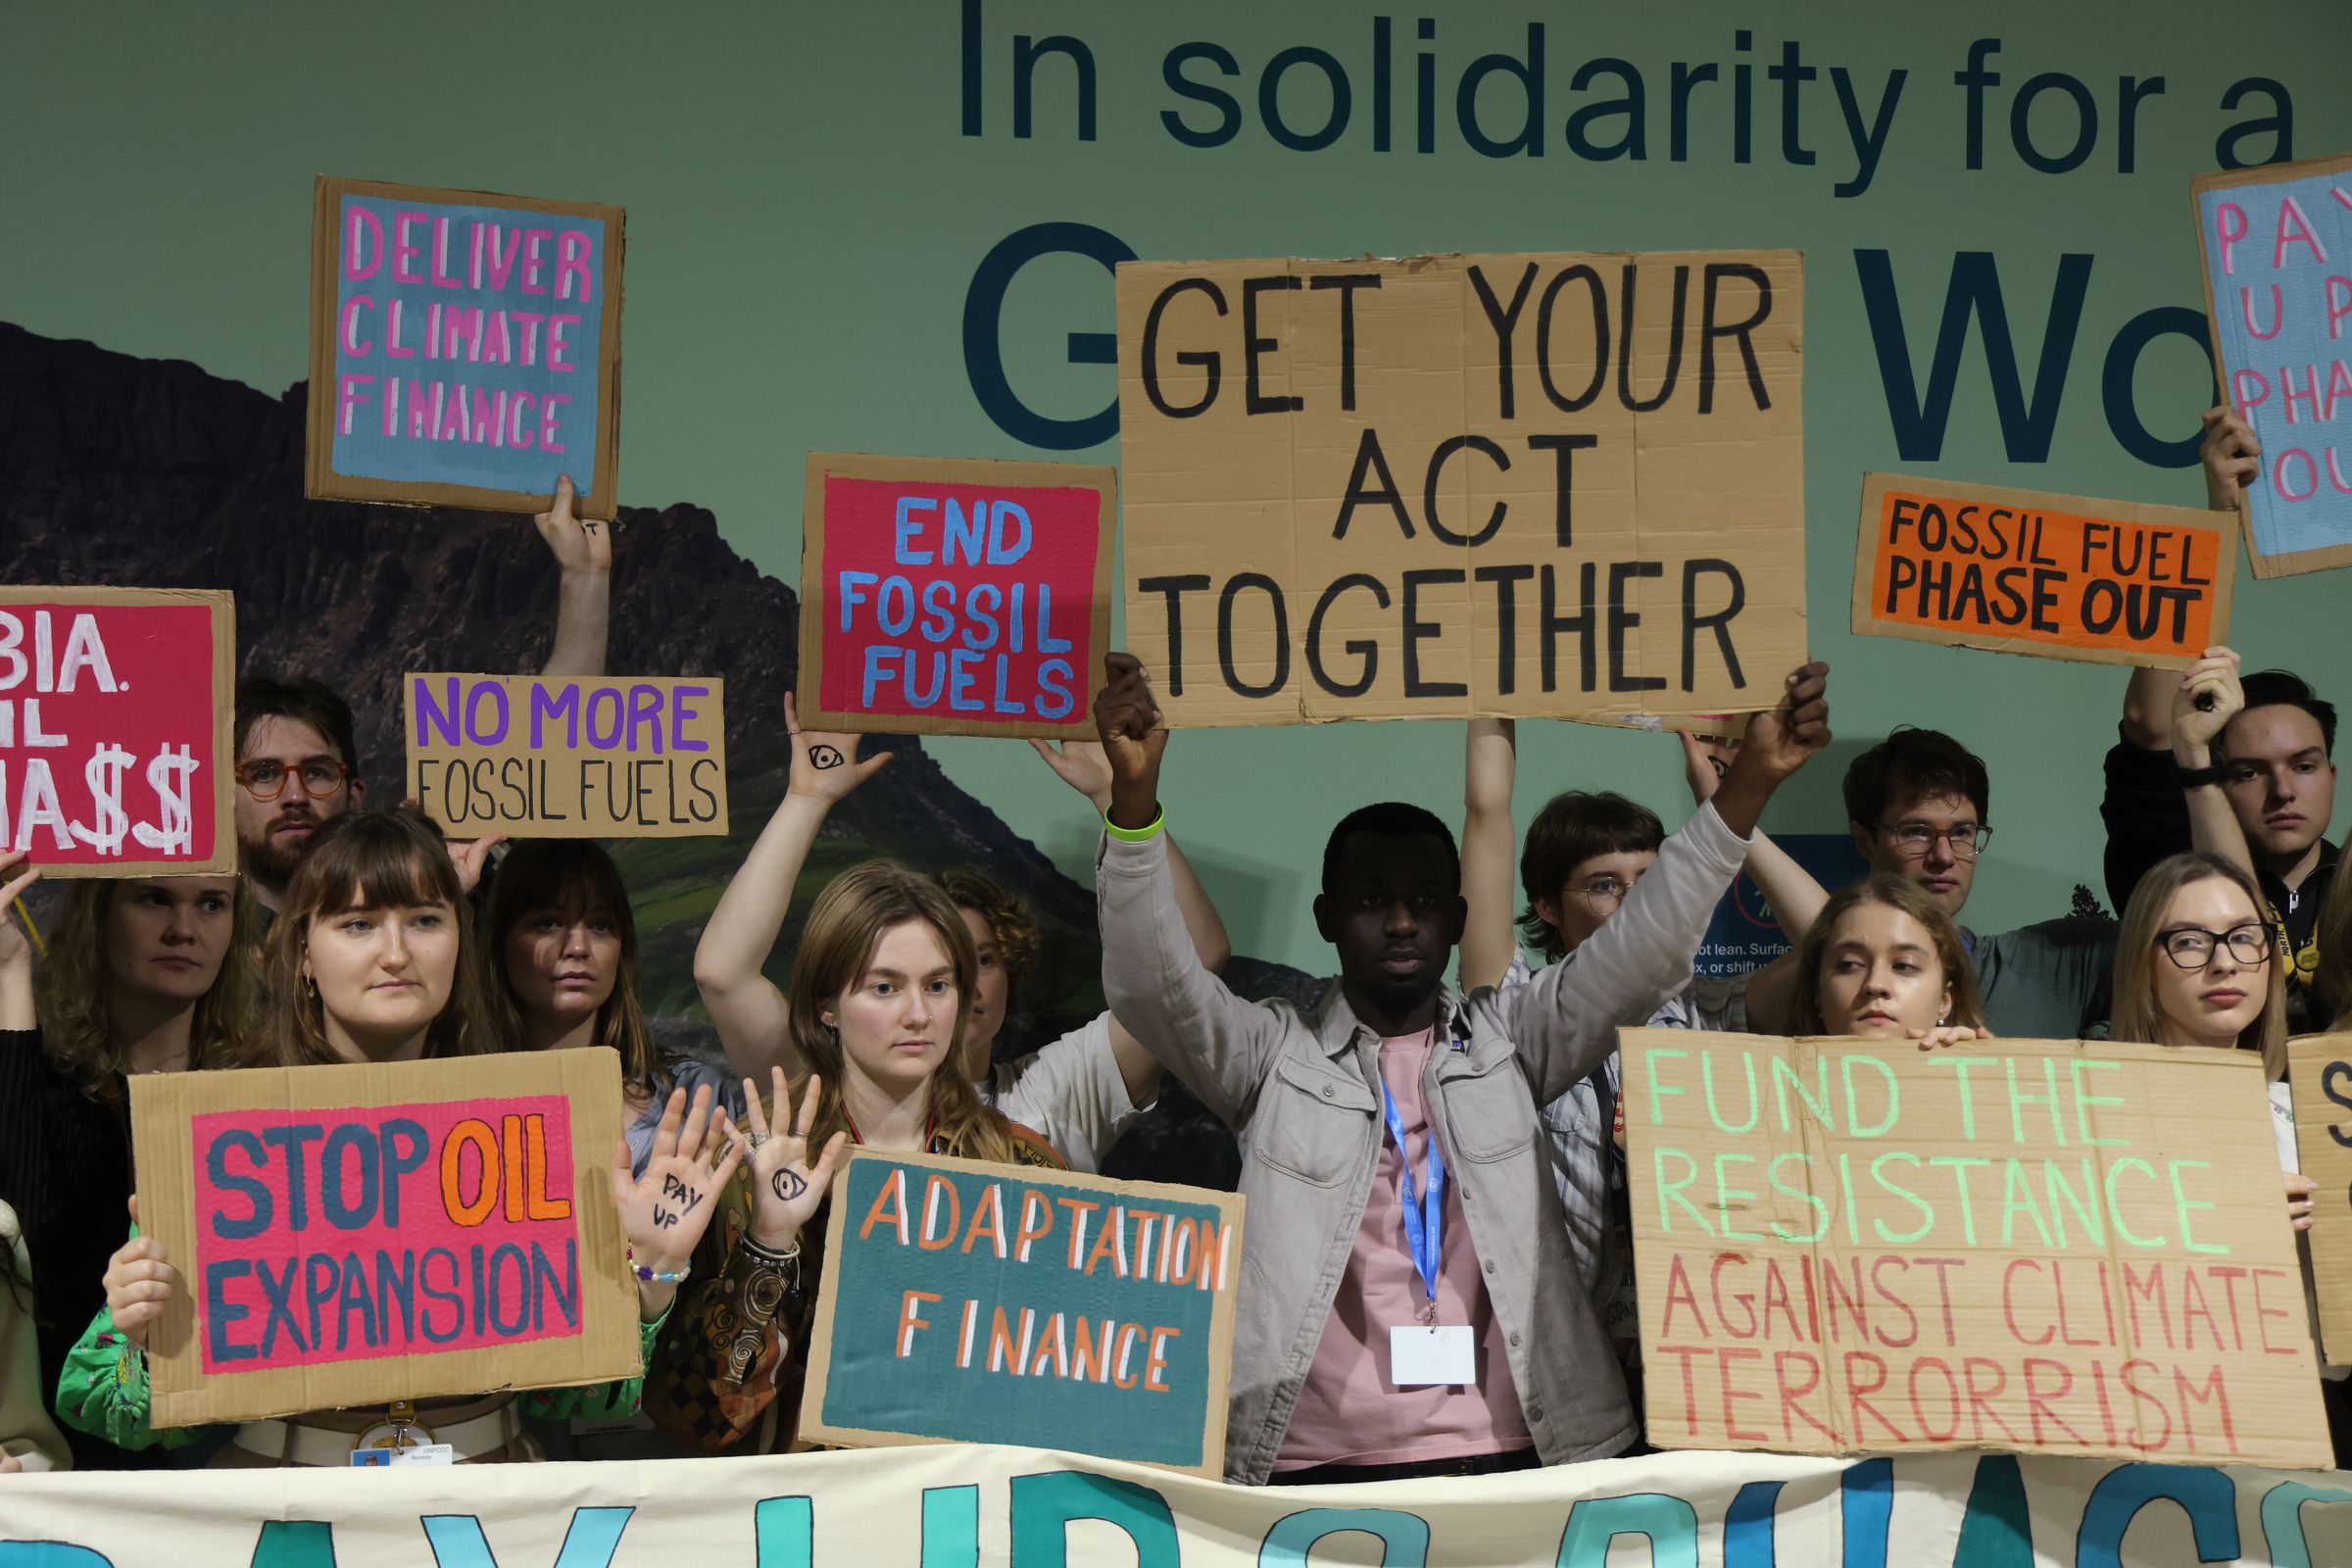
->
xmin=1104 ymin=805 xmax=1166 ymax=843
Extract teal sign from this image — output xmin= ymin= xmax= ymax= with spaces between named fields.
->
xmin=807 ymin=1151 xmax=1243 ymax=1473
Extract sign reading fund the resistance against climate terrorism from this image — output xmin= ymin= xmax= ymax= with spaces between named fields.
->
xmin=306 ymin=176 xmax=624 ymax=516
xmin=1620 ymin=1030 xmax=2330 ymax=1469
xmin=798 ymin=453 xmax=1115 ymax=738
xmin=1852 ymin=475 xmax=2236 ymax=667
xmin=803 ymin=1150 xmax=1244 ymax=1476
xmin=0 ymin=587 xmax=234 ymax=876
xmin=1113 ymin=251 xmax=1807 ymax=726
xmin=128 ymin=1050 xmax=640 ymax=1428
xmin=2288 ymin=1034 xmax=2352 ymax=1366
xmin=2193 ymin=151 xmax=2352 ymax=580
xmin=404 ymin=673 xmax=727 ymax=838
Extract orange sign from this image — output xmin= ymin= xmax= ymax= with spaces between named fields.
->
xmin=1852 ymin=475 xmax=2236 ymax=668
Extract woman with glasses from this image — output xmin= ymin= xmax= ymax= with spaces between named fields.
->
xmin=56 ymin=808 xmax=736 ymax=1466
xmin=0 ymin=850 xmax=260 ymax=1469
xmin=2107 ymin=849 xmax=2347 ymax=1458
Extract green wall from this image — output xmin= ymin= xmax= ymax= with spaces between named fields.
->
xmin=7 ymin=1 xmax=2348 ymax=972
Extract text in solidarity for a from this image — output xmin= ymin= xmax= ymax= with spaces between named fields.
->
xmin=1114 ymin=251 xmax=1808 ymax=725
xmin=1621 ymin=1030 xmax=2329 ymax=1470
xmin=307 ymin=176 xmax=624 ymax=514
xmin=0 ymin=589 xmax=234 ymax=875
xmin=803 ymin=1150 xmax=1243 ymax=1475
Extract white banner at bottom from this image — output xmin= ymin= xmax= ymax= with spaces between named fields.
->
xmin=2 ymin=1444 xmax=2348 ymax=1566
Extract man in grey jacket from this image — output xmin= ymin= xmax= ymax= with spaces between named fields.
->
xmin=1093 ymin=653 xmax=1831 ymax=1485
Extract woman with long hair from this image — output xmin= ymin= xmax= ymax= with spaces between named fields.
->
xmin=0 ymin=849 xmax=258 ymax=1469
xmin=694 ymin=700 xmax=1226 ymax=1172
xmin=650 ymin=858 xmax=1061 ymax=1453
xmin=1787 ymin=874 xmax=1991 ymax=1045
xmin=56 ymin=808 xmax=740 ymax=1466
xmin=485 ymin=839 xmax=735 ymax=1173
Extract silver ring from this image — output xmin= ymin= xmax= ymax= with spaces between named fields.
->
xmin=745 ymin=1131 xmax=770 ymax=1150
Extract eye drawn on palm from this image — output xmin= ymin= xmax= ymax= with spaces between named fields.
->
xmin=784 ymin=693 xmax=892 ymax=805
xmin=740 ymin=1066 xmax=850 ymax=1248
xmin=608 ymin=1083 xmax=741 ymax=1269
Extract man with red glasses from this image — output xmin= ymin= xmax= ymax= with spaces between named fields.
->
xmin=234 ymin=478 xmax=613 ymax=915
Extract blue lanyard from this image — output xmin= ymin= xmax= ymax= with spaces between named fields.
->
xmin=1378 ymin=1082 xmax=1446 ymax=1314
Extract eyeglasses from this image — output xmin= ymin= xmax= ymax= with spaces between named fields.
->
xmin=2155 ymin=922 xmax=2276 ymax=971
xmin=1873 ymin=822 xmax=1991 ymax=860
xmin=235 ymin=758 xmax=351 ymax=802
xmin=1578 ymin=877 xmax=1634 ymax=910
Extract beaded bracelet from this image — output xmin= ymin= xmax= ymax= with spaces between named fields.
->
xmin=625 ymin=1246 xmax=691 ymax=1285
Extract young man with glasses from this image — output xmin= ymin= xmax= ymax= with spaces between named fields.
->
xmin=2100 ymin=412 xmax=2340 ymax=1029
xmin=234 ymin=478 xmax=614 ymax=915
xmin=1836 ymin=727 xmax=2114 ymax=1038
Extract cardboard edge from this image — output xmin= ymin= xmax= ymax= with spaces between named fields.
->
xmin=303 ymin=176 xmax=626 ymax=514
xmin=797 ymin=454 xmax=1120 ymax=739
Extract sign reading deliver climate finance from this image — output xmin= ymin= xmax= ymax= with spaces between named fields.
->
xmin=1621 ymin=1029 xmax=2330 ymax=1469
xmin=802 ymin=1150 xmax=1243 ymax=1476
xmin=1115 ymin=251 xmax=1807 ymax=726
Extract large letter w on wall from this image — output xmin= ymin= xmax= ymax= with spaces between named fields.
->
xmin=1855 ymin=249 xmax=2093 ymax=463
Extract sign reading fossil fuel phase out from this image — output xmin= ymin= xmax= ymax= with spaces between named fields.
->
xmin=128 ymin=1049 xmax=639 ymax=1428
xmin=307 ymin=176 xmax=624 ymax=516
xmin=1853 ymin=475 xmax=2236 ymax=667
xmin=405 ymin=674 xmax=726 ymax=838
xmin=2193 ymin=151 xmax=2352 ymax=580
xmin=0 ymin=587 xmax=235 ymax=876
xmin=798 ymin=453 xmax=1115 ymax=738
xmin=1621 ymin=1029 xmax=2328 ymax=1469
xmin=801 ymin=1149 xmax=1244 ymax=1476
xmin=1113 ymin=252 xmax=1807 ymax=726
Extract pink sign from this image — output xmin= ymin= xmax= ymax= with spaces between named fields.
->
xmin=190 ymin=1096 xmax=584 ymax=1373
xmin=0 ymin=592 xmax=234 ymax=874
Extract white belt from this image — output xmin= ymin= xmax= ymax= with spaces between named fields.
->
xmin=232 ymin=1403 xmax=522 ymax=1467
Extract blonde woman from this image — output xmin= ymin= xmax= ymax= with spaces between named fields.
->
xmin=0 ymin=850 xmax=258 ymax=1468
xmin=650 ymin=858 xmax=1061 ymax=1453
xmin=1787 ymin=874 xmax=1990 ymax=1046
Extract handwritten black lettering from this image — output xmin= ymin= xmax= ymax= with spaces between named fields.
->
xmin=653 ymin=1205 xmax=679 ymax=1229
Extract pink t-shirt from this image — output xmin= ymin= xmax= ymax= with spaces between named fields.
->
xmin=1274 ymin=1029 xmax=1533 ymax=1469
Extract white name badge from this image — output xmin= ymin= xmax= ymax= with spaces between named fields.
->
xmin=352 ymin=1443 xmax=455 ymax=1467
xmin=1390 ymin=1324 xmax=1477 ymax=1387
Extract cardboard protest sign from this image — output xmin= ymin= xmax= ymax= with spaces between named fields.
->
xmin=127 ymin=1048 xmax=639 ymax=1427
xmin=801 ymin=1149 xmax=1244 ymax=1475
xmin=1853 ymin=475 xmax=2236 ymax=667
xmin=404 ymin=673 xmax=726 ymax=838
xmin=307 ymin=176 xmax=624 ymax=516
xmin=1113 ymin=251 xmax=1807 ymax=726
xmin=0 ymin=587 xmax=234 ymax=876
xmin=798 ymin=453 xmax=1114 ymax=738
xmin=2288 ymin=1033 xmax=2352 ymax=1365
xmin=1621 ymin=1029 xmax=2330 ymax=1468
xmin=2193 ymin=152 xmax=2352 ymax=579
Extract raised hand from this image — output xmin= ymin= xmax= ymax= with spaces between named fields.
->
xmin=2200 ymin=406 xmax=2261 ymax=512
xmin=2287 ymin=1171 xmax=2318 ymax=1233
xmin=2171 ymin=646 xmax=2244 ymax=758
xmin=785 ymin=693 xmax=892 ymax=806
xmin=738 ymin=1066 xmax=850 ymax=1250
xmin=1735 ymin=662 xmax=1832 ymax=782
xmin=608 ymin=1084 xmax=744 ymax=1287
xmin=104 ymin=1196 xmax=173 ymax=1351
xmin=534 ymin=473 xmax=613 ymax=574
xmin=0 ymin=852 xmax=39 ymax=972
xmin=1092 ymin=653 xmax=1168 ymax=830
xmin=1677 ymin=729 xmax=1739 ymax=806
xmin=1028 ymin=737 xmax=1115 ymax=810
